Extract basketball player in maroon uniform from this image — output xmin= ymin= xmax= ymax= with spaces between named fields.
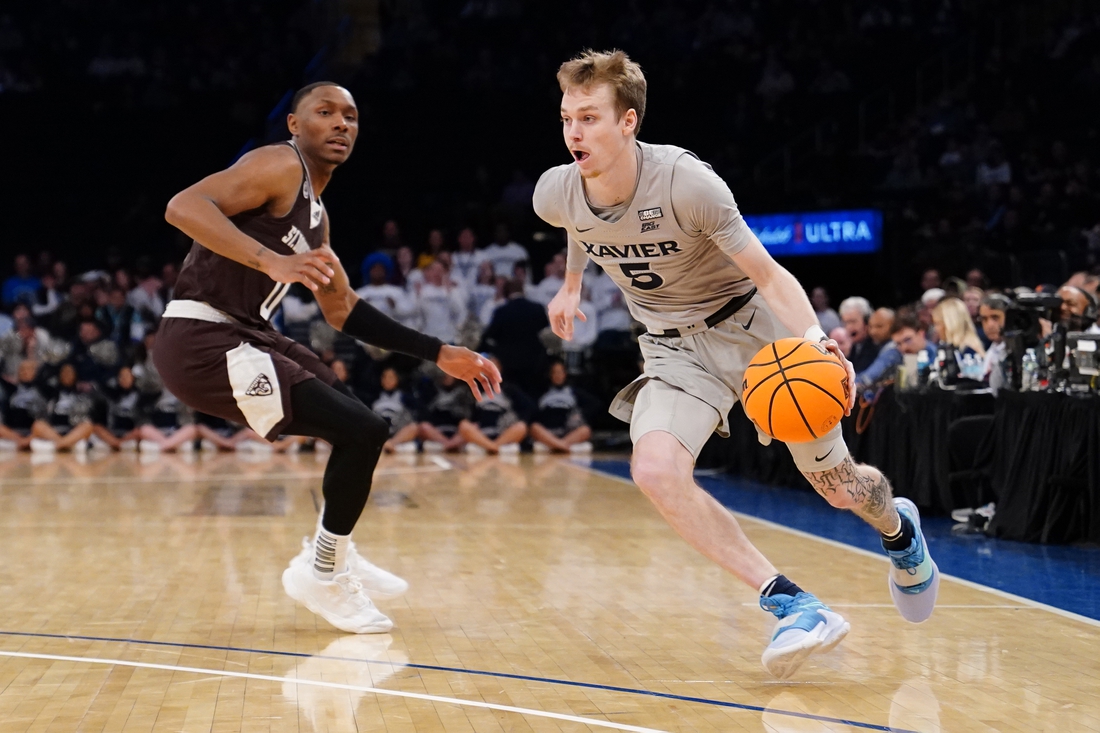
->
xmin=157 ymin=82 xmax=501 ymax=633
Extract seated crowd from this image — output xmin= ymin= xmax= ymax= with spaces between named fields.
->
xmin=3 ymin=233 xmax=1098 ymax=457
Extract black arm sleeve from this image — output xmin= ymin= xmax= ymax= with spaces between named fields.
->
xmin=341 ymin=299 xmax=444 ymax=362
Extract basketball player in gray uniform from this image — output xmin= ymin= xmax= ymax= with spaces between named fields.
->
xmin=158 ymin=82 xmax=500 ymax=634
xmin=534 ymin=51 xmax=939 ymax=679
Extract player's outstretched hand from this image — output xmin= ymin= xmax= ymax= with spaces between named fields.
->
xmin=437 ymin=345 xmax=502 ymax=401
xmin=265 ymin=250 xmax=337 ymax=292
xmin=547 ymin=288 xmax=586 ymax=341
xmin=822 ymin=339 xmax=857 ymax=415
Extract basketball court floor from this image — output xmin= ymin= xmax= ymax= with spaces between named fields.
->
xmin=0 ymin=449 xmax=1097 ymax=732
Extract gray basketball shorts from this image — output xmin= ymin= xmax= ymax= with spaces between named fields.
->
xmin=610 ymin=293 xmax=848 ymax=471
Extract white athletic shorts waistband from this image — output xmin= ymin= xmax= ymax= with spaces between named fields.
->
xmin=162 ymin=300 xmax=239 ymax=325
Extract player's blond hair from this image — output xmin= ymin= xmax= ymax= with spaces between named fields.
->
xmin=557 ymin=49 xmax=647 ymax=136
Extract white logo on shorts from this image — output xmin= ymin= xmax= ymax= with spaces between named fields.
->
xmin=245 ymin=374 xmax=274 ymax=397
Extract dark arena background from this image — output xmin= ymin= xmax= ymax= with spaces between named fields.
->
xmin=0 ymin=2 xmax=1099 ymax=732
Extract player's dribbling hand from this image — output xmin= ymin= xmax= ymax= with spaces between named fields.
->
xmin=822 ymin=339 xmax=857 ymax=415
xmin=265 ymin=250 xmax=337 ymax=292
xmin=437 ymin=345 xmax=502 ymax=401
xmin=547 ymin=288 xmax=586 ymax=341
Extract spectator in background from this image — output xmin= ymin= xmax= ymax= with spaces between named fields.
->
xmin=416 ymin=228 xmax=447 ymax=269
xmin=482 ymin=223 xmax=529 ymax=280
xmin=32 ymin=271 xmax=63 ymax=318
xmin=393 ymin=245 xmax=417 ymax=289
xmin=528 ymin=253 xmax=566 ymax=307
xmin=470 ymin=261 xmax=501 ymax=326
xmin=414 ymin=261 xmax=467 ymax=344
xmin=839 ymin=296 xmax=878 ymax=372
xmin=530 ymin=360 xmax=593 ymax=454
xmin=417 ymin=370 xmax=474 ymax=453
xmin=451 ymin=227 xmax=486 ymax=288
xmin=976 ymin=144 xmax=1012 ymax=188
xmin=932 ymin=298 xmax=986 ymax=358
xmin=2 ymin=254 xmax=40 ymax=307
xmin=160 ymin=262 xmax=179 ymax=304
xmin=979 ymin=294 xmax=1010 ymax=391
xmin=963 ymin=286 xmax=987 ymax=345
xmin=356 ymin=257 xmax=418 ymax=328
xmin=369 ymin=367 xmax=420 ymax=453
xmin=72 ymin=319 xmax=119 ymax=390
xmin=868 ymin=307 xmax=895 ymax=346
xmin=590 ymin=268 xmax=634 ymax=345
xmin=379 ymin=219 xmax=403 ymax=254
xmin=1056 ymin=284 xmax=1100 ymax=333
xmin=458 ymin=355 xmax=531 ymax=456
xmin=0 ymin=305 xmax=58 ymax=382
xmin=96 ymin=286 xmax=143 ymax=354
xmin=280 ymin=284 xmax=321 ymax=345
xmin=919 ymin=287 xmax=945 ymax=335
xmin=892 ymin=310 xmax=937 ymax=358
xmin=810 ymin=287 xmax=842 ymax=334
xmin=479 ymin=278 xmax=550 ymax=397
xmin=921 ymin=268 xmax=943 ymax=292
xmin=30 ymin=362 xmax=104 ymax=453
xmin=829 ymin=326 xmax=852 ymax=358
xmin=2 ymin=360 xmax=47 ymax=447
xmin=127 ymin=263 xmax=165 ymax=320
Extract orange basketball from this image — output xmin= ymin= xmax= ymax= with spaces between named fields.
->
xmin=741 ymin=337 xmax=850 ymax=443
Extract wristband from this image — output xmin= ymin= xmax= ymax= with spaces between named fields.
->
xmin=803 ymin=325 xmax=828 ymax=343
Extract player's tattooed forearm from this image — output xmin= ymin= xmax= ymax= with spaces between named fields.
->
xmin=318 ymin=281 xmax=337 ymax=294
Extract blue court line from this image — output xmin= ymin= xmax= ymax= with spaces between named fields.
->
xmin=0 ymin=630 xmax=913 ymax=733
xmin=587 ymin=460 xmax=1100 ymax=623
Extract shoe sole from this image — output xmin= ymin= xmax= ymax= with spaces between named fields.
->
xmin=889 ymin=498 xmax=940 ymax=623
xmin=761 ymin=616 xmax=850 ymax=680
xmin=281 ymin=567 xmax=394 ymax=634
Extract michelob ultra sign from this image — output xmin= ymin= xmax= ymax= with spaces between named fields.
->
xmin=744 ymin=209 xmax=882 ymax=256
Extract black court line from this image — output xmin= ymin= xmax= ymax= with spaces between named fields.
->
xmin=0 ymin=630 xmax=914 ymax=732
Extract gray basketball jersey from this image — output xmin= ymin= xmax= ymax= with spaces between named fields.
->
xmin=533 ymin=142 xmax=757 ymax=332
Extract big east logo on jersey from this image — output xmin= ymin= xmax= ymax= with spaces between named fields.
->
xmin=579 ymin=240 xmax=683 ymax=259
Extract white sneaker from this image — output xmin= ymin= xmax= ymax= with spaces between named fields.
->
xmin=282 ymin=559 xmax=393 ymax=634
xmin=393 ymin=441 xmax=417 ymax=454
xmin=497 ymin=443 xmax=520 ymax=455
xmin=0 ymin=439 xmax=17 ymax=452
xmin=532 ymin=442 xmax=551 ymax=454
xmin=30 ymin=439 xmax=56 ymax=454
xmin=314 ymin=440 xmax=332 ymax=454
xmin=71 ymin=439 xmax=89 ymax=455
xmin=464 ymin=443 xmax=487 ymax=455
xmin=88 ymin=433 xmax=111 ymax=451
xmin=178 ymin=438 xmax=196 ymax=453
xmin=119 ymin=439 xmax=138 ymax=451
xmin=569 ymin=441 xmax=593 ymax=453
xmin=139 ymin=439 xmax=161 ymax=454
xmin=200 ymin=439 xmax=218 ymax=452
xmin=284 ymin=440 xmax=301 ymax=455
xmin=422 ymin=440 xmax=445 ymax=453
xmin=293 ymin=539 xmax=409 ymax=600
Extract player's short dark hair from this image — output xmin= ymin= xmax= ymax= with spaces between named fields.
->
xmin=291 ymin=81 xmax=342 ymax=113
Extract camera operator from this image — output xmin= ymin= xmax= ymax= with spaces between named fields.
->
xmin=979 ymin=294 xmax=1011 ymax=392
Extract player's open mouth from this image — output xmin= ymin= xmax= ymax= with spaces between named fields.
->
xmin=572 ymin=150 xmax=590 ymax=163
xmin=327 ymin=138 xmax=350 ymax=151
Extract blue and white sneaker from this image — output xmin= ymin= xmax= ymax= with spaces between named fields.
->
xmin=760 ymin=592 xmax=850 ymax=679
xmin=885 ymin=497 xmax=940 ymax=623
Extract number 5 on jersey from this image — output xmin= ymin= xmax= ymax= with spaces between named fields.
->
xmin=619 ymin=262 xmax=664 ymax=291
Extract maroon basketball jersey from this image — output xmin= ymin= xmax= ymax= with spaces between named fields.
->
xmin=173 ymin=141 xmax=324 ymax=330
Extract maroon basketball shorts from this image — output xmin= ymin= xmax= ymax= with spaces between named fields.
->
xmin=155 ymin=316 xmax=337 ymax=441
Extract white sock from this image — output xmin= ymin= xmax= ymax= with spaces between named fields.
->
xmin=312 ymin=527 xmax=350 ymax=580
